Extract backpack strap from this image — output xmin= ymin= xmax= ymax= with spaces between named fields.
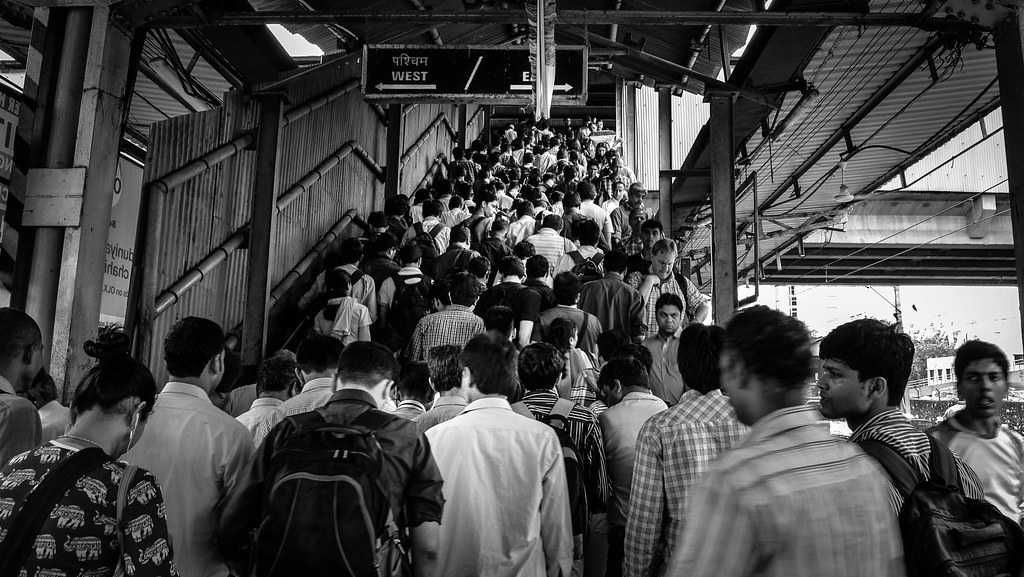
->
xmin=549 ymin=398 xmax=576 ymax=421
xmin=857 ymin=439 xmax=920 ymax=499
xmin=568 ymin=250 xmax=583 ymax=265
xmin=592 ymin=252 xmax=604 ymax=266
xmin=115 ymin=464 xmax=138 ymax=574
xmin=349 ymin=269 xmax=364 ymax=286
xmin=428 ymin=224 xmax=443 ymax=239
xmin=925 ymin=435 xmax=961 ymax=489
xmin=674 ymin=271 xmax=692 ymax=315
xmin=580 ymin=313 xmax=589 ymax=341
xmin=413 ymin=222 xmax=425 ymax=236
xmin=0 ymin=447 xmax=109 ymax=577
xmin=511 ymin=401 xmax=535 ymax=419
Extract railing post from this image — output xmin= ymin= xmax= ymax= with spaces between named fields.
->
xmin=242 ymin=93 xmax=285 ymax=374
xmin=997 ymin=12 xmax=1024 ymax=351
xmin=457 ymin=103 xmax=468 ymax=150
xmin=709 ymin=90 xmax=737 ymax=324
xmin=658 ymin=89 xmax=674 ymax=234
xmin=385 ymin=103 xmax=402 ymax=197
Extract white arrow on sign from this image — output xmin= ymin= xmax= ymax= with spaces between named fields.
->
xmin=509 ymin=83 xmax=574 ymax=91
xmin=375 ymin=83 xmax=438 ymax=90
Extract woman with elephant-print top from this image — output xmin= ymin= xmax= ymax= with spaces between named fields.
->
xmin=0 ymin=328 xmax=177 ymax=577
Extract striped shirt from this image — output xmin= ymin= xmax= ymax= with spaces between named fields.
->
xmin=519 ymin=389 xmax=610 ymax=512
xmin=280 ymin=378 xmax=336 ymax=417
xmin=668 ymin=405 xmax=905 ymax=577
xmin=526 ymin=228 xmax=578 ymax=275
xmin=626 ymin=272 xmax=707 ymax=339
xmin=625 ymin=390 xmax=747 ymax=577
xmin=236 ymin=397 xmax=285 ymax=448
xmin=850 ymin=408 xmax=985 ymax=513
xmin=406 ymin=305 xmax=486 ymax=361
xmin=339 ymin=264 xmax=378 ymax=323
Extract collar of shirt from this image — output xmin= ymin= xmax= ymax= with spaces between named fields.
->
xmin=446 ymin=304 xmax=473 ymax=313
xmin=537 ymin=228 xmax=559 ymax=236
xmin=463 ymin=396 xmax=515 ymax=414
xmin=523 ymin=389 xmax=559 ymax=404
xmin=620 ymin=390 xmax=662 ymax=403
xmin=161 ymin=381 xmax=212 ymax=404
xmin=340 ymin=264 xmax=360 ymax=274
xmin=397 ymin=265 xmax=422 ymax=275
xmin=300 ymin=377 xmax=336 ymax=395
xmin=329 ymin=387 xmax=379 ymax=408
xmin=944 ymin=413 xmax=1005 ymax=438
xmin=433 ymin=396 xmax=468 ymax=409
xmin=742 ymin=404 xmax=819 ymax=447
xmin=849 ymin=407 xmax=906 ymax=441
xmin=0 ymin=374 xmax=14 ymax=395
xmin=250 ymin=397 xmax=284 ymax=409
xmin=422 ymin=216 xmax=442 ymax=226
xmin=399 ymin=399 xmax=426 ymax=412
xmin=646 ymin=328 xmax=681 ymax=344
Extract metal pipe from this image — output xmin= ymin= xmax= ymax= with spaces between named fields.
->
xmin=681 ymin=0 xmax=727 ymax=86
xmin=276 ymin=142 xmax=356 ymax=212
xmin=268 ymin=209 xmax=357 ymax=308
xmin=153 ymin=227 xmax=249 ymax=317
xmin=402 ymin=112 xmax=450 ymax=165
xmin=282 ymin=78 xmax=360 ymax=126
xmin=737 ymin=173 xmax=760 ymax=308
xmin=417 ymin=155 xmax=445 ymax=190
xmin=352 ymin=142 xmax=386 ymax=181
xmin=150 ymin=134 xmax=254 ymax=194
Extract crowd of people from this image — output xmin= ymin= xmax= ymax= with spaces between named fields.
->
xmin=0 ymin=119 xmax=1022 ymax=577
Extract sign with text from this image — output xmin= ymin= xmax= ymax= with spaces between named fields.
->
xmin=99 ymin=156 xmax=143 ymax=326
xmin=0 ymin=83 xmax=20 ymax=244
xmin=362 ymin=44 xmax=587 ymax=104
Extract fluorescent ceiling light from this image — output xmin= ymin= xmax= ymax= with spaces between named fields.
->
xmin=267 ymin=24 xmax=324 ymax=58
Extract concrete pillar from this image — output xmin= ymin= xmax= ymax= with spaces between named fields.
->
xmin=241 ymin=93 xmax=285 ymax=374
xmin=385 ymin=104 xmax=402 ymax=198
xmin=709 ymin=91 xmax=737 ymax=324
xmin=658 ymin=89 xmax=673 ymax=233
xmin=14 ymin=6 xmax=133 ymax=395
xmin=457 ymin=103 xmax=468 ymax=151
xmin=997 ymin=13 xmax=1024 ymax=348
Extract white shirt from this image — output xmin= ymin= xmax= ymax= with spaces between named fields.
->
xmin=426 ymin=397 xmax=573 ymax=577
xmin=339 ymin=264 xmax=378 ymax=323
xmin=280 ymin=377 xmax=336 ymax=417
xmin=125 ymin=382 xmax=254 ymax=577
xmin=236 ymin=397 xmax=285 ymax=448
xmin=579 ymin=200 xmax=615 ymax=240
xmin=555 ymin=245 xmax=604 ymax=275
xmin=402 ymin=216 xmax=451 ymax=254
xmin=509 ymin=216 xmax=536 ymax=246
xmin=37 ymin=399 xmax=71 ymax=443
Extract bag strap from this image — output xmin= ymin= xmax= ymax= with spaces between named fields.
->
xmin=428 ymin=224 xmax=443 ymax=239
xmin=580 ymin=313 xmax=589 ymax=340
xmin=592 ymin=252 xmax=604 ymax=266
xmin=413 ymin=222 xmax=425 ymax=235
xmin=674 ymin=271 xmax=692 ymax=313
xmin=857 ymin=439 xmax=920 ymax=498
xmin=115 ymin=464 xmax=138 ymax=575
xmin=349 ymin=269 xmax=364 ymax=286
xmin=925 ymin=435 xmax=960 ymax=489
xmin=0 ymin=447 xmax=108 ymax=577
xmin=568 ymin=250 xmax=583 ymax=265
xmin=549 ymin=398 xmax=576 ymax=421
xmin=510 ymin=402 xmax=535 ymax=419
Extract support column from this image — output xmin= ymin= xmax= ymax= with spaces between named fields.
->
xmin=241 ymin=93 xmax=285 ymax=374
xmin=385 ymin=103 xmax=402 ymax=198
xmin=709 ymin=91 xmax=737 ymax=324
xmin=997 ymin=13 xmax=1024 ymax=348
xmin=484 ymin=105 xmax=493 ymax=148
xmin=658 ymin=89 xmax=673 ymax=233
xmin=457 ymin=103 xmax=468 ymax=151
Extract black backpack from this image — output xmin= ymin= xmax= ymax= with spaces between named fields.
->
xmin=512 ymin=399 xmax=589 ymax=545
xmin=859 ymin=436 xmax=1024 ymax=577
xmin=567 ymin=251 xmax=604 ymax=284
xmin=389 ymin=273 xmax=433 ymax=345
xmin=411 ymin=223 xmax=443 ymax=276
xmin=253 ymin=409 xmax=409 ymax=577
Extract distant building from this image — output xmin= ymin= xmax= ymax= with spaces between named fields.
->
xmin=927 ymin=356 xmax=955 ymax=385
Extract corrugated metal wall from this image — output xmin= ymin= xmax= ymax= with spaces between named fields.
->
xmin=672 ymin=92 xmax=709 ymax=169
xmin=399 ymin=103 xmax=484 ymax=196
xmin=632 ymin=85 xmax=660 ymax=191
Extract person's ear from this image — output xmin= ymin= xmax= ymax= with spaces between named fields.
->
xmin=866 ymin=376 xmax=888 ymax=401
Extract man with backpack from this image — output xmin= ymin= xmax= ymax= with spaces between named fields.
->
xmin=219 ymin=342 xmax=445 ymax=577
xmin=403 ymin=199 xmax=450 ymax=277
xmin=556 ymin=219 xmax=604 ymax=282
xmin=378 ymin=244 xmax=434 ymax=352
xmin=578 ymin=251 xmax=646 ymax=343
xmin=478 ymin=217 xmax=514 ymax=286
xmin=534 ymin=272 xmax=603 ymax=360
xmin=626 ymin=239 xmax=708 ymax=339
xmin=433 ymin=226 xmax=480 ymax=282
xmin=514 ymin=342 xmax=608 ymax=577
xmin=474 ymin=256 xmax=542 ymax=349
xmin=577 ymin=181 xmax=614 ymax=251
xmin=426 ymin=335 xmax=572 ymax=577
xmin=460 ymin=187 xmax=499 ymax=250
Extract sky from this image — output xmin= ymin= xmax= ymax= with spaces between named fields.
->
xmin=267 ymin=24 xmax=324 ymax=57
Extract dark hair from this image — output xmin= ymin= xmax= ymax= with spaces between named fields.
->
xmin=518 ymin=343 xmax=565 ymax=392
xmin=726 ymin=306 xmax=813 ymax=391
xmin=467 ymin=256 xmax=489 ymax=280
xmin=398 ymin=243 xmax=423 ymax=265
xmin=552 ymin=272 xmax=582 ymax=305
xmin=368 ymin=211 xmax=388 ymax=229
xmin=603 ymin=250 xmax=628 ymax=273
xmin=325 ymin=268 xmax=352 ymax=300
xmin=597 ymin=330 xmax=625 ymax=361
xmin=577 ymin=180 xmax=597 ymax=200
xmin=819 ymin=318 xmax=914 ymax=405
xmin=541 ymin=214 xmax=563 ymax=231
xmin=399 ymin=361 xmax=433 ymax=403
xmin=427 ymin=345 xmax=463 ymax=392
xmin=422 ymin=199 xmax=443 ymax=218
xmin=384 ymin=195 xmax=408 ymax=217
xmin=337 ymin=341 xmax=399 ymax=385
xmin=515 ymin=241 xmax=537 ymax=260
xmin=429 ymin=281 xmax=452 ymax=307
xmin=516 ymin=199 xmax=535 ymax=219
xmin=371 ymin=232 xmax=397 ymax=255
xmin=498 ymin=256 xmax=526 ymax=278
xmin=577 ymin=220 xmax=601 ymax=247
xmin=0 ymin=307 xmax=41 ymax=364
xmin=449 ymin=195 xmax=464 ymax=210
xmin=296 ymin=333 xmax=344 ymax=374
xmin=545 ymin=317 xmax=577 ymax=353
xmin=618 ymin=342 xmax=653 ymax=373
xmin=655 ymin=293 xmax=684 ymax=313
xmin=25 ymin=370 xmax=58 ymax=408
xmin=164 ymin=317 xmax=225 ymax=378
xmin=563 ymin=192 xmax=582 ymax=209
xmin=677 ymin=325 xmax=725 ymax=394
xmin=450 ymin=225 xmax=471 ymax=245
xmin=490 ymin=217 xmax=509 ymax=235
xmin=641 ymin=219 xmax=663 ymax=233
xmin=449 ymin=272 xmax=482 ymax=306
xmin=461 ymin=333 xmax=518 ymax=396
xmin=599 ymin=357 xmax=648 ymax=390
xmin=339 ymin=237 xmax=364 ymax=265
xmin=258 ymin=350 xmax=298 ymax=395
xmin=484 ymin=306 xmax=515 ymax=339
xmin=74 ymin=327 xmax=157 ymax=418
xmin=955 ymin=340 xmax=1009 ymax=382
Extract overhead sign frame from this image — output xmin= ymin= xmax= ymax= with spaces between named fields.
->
xmin=362 ymin=44 xmax=588 ymax=105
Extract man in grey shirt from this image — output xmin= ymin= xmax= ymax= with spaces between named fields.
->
xmin=0 ymin=308 xmax=43 ymax=467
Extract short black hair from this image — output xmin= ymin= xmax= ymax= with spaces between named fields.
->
xmin=515 ymin=241 xmax=537 ymax=260
xmin=368 ymin=211 xmax=388 ymax=229
xmin=164 ymin=317 xmax=225 ymax=378
xmin=337 ymin=341 xmax=399 ymax=386
xmin=544 ymin=317 xmax=577 ymax=353
xmin=655 ymin=293 xmax=684 ymax=313
xmin=725 ymin=306 xmax=812 ymax=391
xmin=398 ymin=243 xmax=423 ymax=265
xmin=955 ymin=340 xmax=1009 ymax=381
xmin=577 ymin=180 xmax=597 ymax=200
xmin=449 ymin=272 xmax=482 ymax=306
xmin=819 ymin=318 xmax=914 ymax=405
xmin=468 ymin=256 xmax=490 ymax=279
xmin=677 ymin=324 xmax=725 ymax=394
xmin=339 ymin=237 xmax=363 ymax=265
xmin=0 ymin=308 xmax=41 ymax=365
xmin=498 ymin=256 xmax=526 ymax=278
xmin=484 ymin=305 xmax=515 ymax=338
xmin=258 ymin=350 xmax=298 ymax=395
xmin=541 ymin=214 xmax=563 ymax=231
xmin=577 ymin=220 xmax=601 ymax=247
xmin=526 ymin=255 xmax=549 ymax=278
xmin=641 ymin=219 xmax=663 ymax=233
xmin=618 ymin=342 xmax=654 ymax=373
xmin=461 ymin=333 xmax=518 ymax=396
xmin=599 ymin=357 xmax=648 ymax=390
xmin=422 ymin=199 xmax=443 ymax=218
xmin=603 ymin=250 xmax=628 ymax=273
xmin=296 ymin=333 xmax=344 ymax=374
xmin=450 ymin=226 xmax=471 ymax=245
xmin=371 ymin=232 xmax=397 ymax=255
xmin=399 ymin=361 xmax=433 ymax=403
xmin=553 ymin=272 xmax=582 ymax=305
xmin=325 ymin=268 xmax=351 ymax=298
xmin=597 ymin=330 xmax=625 ymax=361
xmin=427 ymin=345 xmax=463 ymax=392
xmin=519 ymin=343 xmax=565 ymax=392
xmin=75 ymin=327 xmax=157 ymax=418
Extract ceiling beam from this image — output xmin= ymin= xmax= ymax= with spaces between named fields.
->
xmin=761 ymin=274 xmax=1018 ymax=285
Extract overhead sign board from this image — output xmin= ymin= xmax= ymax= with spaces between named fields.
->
xmin=362 ymin=44 xmax=587 ymax=104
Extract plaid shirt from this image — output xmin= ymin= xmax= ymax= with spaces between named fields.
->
xmin=667 ymin=405 xmax=904 ymax=577
xmin=520 ymin=389 xmax=610 ymax=512
xmin=621 ymin=235 xmax=645 ymax=256
xmin=406 ymin=305 xmax=485 ymax=361
xmin=850 ymin=408 xmax=985 ymax=514
xmin=625 ymin=390 xmax=747 ymax=577
xmin=626 ymin=272 xmax=708 ymax=339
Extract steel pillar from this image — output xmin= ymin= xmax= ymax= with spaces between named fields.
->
xmin=457 ymin=103 xmax=468 ymax=151
xmin=996 ymin=12 xmax=1024 ymax=349
xmin=385 ymin=103 xmax=402 ymax=198
xmin=658 ymin=89 xmax=673 ymax=233
xmin=709 ymin=91 xmax=737 ymax=324
xmin=241 ymin=94 xmax=285 ymax=373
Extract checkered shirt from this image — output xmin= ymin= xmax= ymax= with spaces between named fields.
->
xmin=624 ymin=390 xmax=748 ymax=577
xmin=621 ymin=235 xmax=645 ymax=256
xmin=406 ymin=305 xmax=485 ymax=361
xmin=626 ymin=272 xmax=708 ymax=339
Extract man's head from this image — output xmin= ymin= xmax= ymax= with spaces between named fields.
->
xmin=371 ymin=233 xmax=397 ymax=260
xmin=954 ymin=340 xmax=1009 ymax=421
xmin=337 ymin=342 xmax=400 ymax=406
xmin=655 ymin=293 xmax=685 ymax=336
xmin=577 ymin=220 xmax=601 ymax=248
xmin=449 ymin=272 xmax=482 ymax=307
xmin=515 ymin=241 xmax=537 ymax=262
xmin=422 ymin=199 xmax=443 ymax=219
xmin=490 ymin=217 xmax=509 ymax=239
xmin=296 ymin=333 xmax=344 ymax=382
xmin=526 ymin=255 xmax=549 ymax=280
xmin=640 ymin=219 xmax=664 ymax=250
xmin=677 ymin=324 xmax=726 ymax=395
xmin=603 ymin=250 xmax=628 ymax=276
xmin=619 ymin=342 xmax=653 ymax=374
xmin=498 ymin=256 xmax=526 ymax=280
xmin=163 ymin=317 xmax=226 ymax=393
xmin=460 ymin=333 xmax=518 ymax=400
xmin=817 ymin=319 xmax=915 ymax=422
xmin=721 ymin=306 xmax=813 ymax=426
xmin=597 ymin=330 xmax=626 ymax=365
xmin=450 ymin=226 xmax=471 ymax=246
xmin=468 ymin=256 xmax=490 ymax=282
xmin=553 ymin=272 xmax=582 ymax=306
xmin=613 ymin=180 xmax=627 ymax=200
xmin=257 ymin=350 xmax=298 ymax=400
xmin=484 ymin=305 xmax=516 ymax=341
xmin=398 ymin=243 xmax=423 ymax=267
xmin=399 ymin=361 xmax=434 ymax=406
xmin=427 ymin=345 xmax=463 ymax=394
xmin=563 ymin=192 xmax=582 ymax=211
xmin=518 ymin=343 xmax=566 ymax=393
xmin=627 ymin=182 xmax=645 ymax=207
xmin=541 ymin=214 xmax=563 ymax=232
xmin=587 ymin=161 xmax=600 ymax=179
xmin=577 ymin=181 xmax=597 ymax=201
xmin=598 ymin=357 xmax=649 ymax=406
xmin=339 ymin=237 xmax=363 ymax=265
xmin=650 ymin=239 xmax=678 ymax=281
xmin=0 ymin=308 xmax=44 ymax=391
